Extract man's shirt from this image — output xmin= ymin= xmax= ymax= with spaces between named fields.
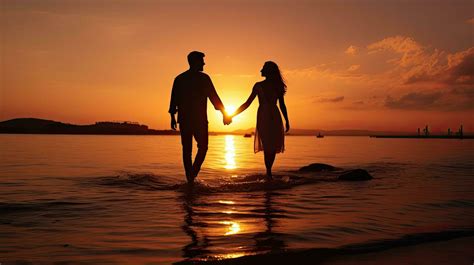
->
xmin=169 ymin=70 xmax=224 ymax=126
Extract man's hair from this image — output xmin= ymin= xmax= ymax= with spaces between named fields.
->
xmin=187 ymin=51 xmax=205 ymax=65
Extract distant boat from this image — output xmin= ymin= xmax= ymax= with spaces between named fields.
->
xmin=316 ymin=132 xmax=324 ymax=138
xmin=244 ymin=133 xmax=252 ymax=138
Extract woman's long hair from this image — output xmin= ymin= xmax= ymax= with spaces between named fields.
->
xmin=264 ymin=61 xmax=287 ymax=96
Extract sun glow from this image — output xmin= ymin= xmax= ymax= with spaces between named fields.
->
xmin=224 ymin=105 xmax=236 ymax=116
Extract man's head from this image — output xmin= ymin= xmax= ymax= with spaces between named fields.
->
xmin=187 ymin=51 xmax=205 ymax=71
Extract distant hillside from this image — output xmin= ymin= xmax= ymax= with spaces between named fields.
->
xmin=0 ymin=118 xmax=179 ymax=135
xmin=2 ymin=117 xmax=463 ymax=137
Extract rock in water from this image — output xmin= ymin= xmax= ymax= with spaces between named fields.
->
xmin=299 ymin=163 xmax=337 ymax=172
xmin=338 ymin=169 xmax=373 ymax=181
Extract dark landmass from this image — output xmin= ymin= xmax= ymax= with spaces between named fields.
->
xmin=0 ymin=118 xmax=180 ymax=135
xmin=0 ymin=118 xmax=471 ymax=137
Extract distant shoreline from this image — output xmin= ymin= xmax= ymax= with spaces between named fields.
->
xmin=1 ymin=118 xmax=471 ymax=137
xmin=2 ymin=133 xmax=474 ymax=139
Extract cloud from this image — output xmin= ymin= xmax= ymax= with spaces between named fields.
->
xmin=446 ymin=47 xmax=474 ymax=85
xmin=345 ymin=45 xmax=358 ymax=55
xmin=368 ymin=35 xmax=474 ymax=86
xmin=284 ymin=66 xmax=328 ymax=79
xmin=467 ymin=18 xmax=474 ymax=24
xmin=315 ymin=96 xmax=345 ymax=103
xmin=287 ymin=37 xmax=473 ymax=113
xmin=284 ymin=64 xmax=366 ymax=82
xmin=385 ymin=92 xmax=442 ymax=110
xmin=347 ymin=64 xmax=360 ymax=72
xmin=385 ymin=88 xmax=474 ymax=111
xmin=367 ymin=36 xmax=424 ymax=67
xmin=403 ymin=46 xmax=474 ymax=85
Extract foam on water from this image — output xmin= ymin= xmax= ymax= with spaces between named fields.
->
xmin=84 ymin=169 xmax=343 ymax=193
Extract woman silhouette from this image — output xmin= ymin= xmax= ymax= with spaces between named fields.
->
xmin=231 ymin=61 xmax=290 ymax=179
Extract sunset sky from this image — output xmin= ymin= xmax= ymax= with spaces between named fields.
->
xmin=1 ymin=0 xmax=473 ymax=132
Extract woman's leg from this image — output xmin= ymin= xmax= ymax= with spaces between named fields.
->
xmin=264 ymin=150 xmax=276 ymax=179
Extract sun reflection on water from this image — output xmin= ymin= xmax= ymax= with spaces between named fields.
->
xmin=220 ymin=221 xmax=241 ymax=235
xmin=224 ymin=135 xmax=236 ymax=169
xmin=214 ymin=252 xmax=247 ymax=260
xmin=218 ymin=200 xmax=235 ymax=205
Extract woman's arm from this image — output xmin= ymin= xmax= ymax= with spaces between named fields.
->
xmin=279 ymin=95 xmax=290 ymax=132
xmin=231 ymin=84 xmax=258 ymax=118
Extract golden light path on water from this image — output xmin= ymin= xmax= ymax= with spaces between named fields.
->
xmin=220 ymin=139 xmax=243 ymax=261
xmin=219 ymin=221 xmax=241 ymax=236
xmin=224 ymin=135 xmax=236 ymax=169
xmin=217 ymin=200 xmax=241 ymax=235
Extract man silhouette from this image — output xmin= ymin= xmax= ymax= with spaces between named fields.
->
xmin=169 ymin=51 xmax=231 ymax=183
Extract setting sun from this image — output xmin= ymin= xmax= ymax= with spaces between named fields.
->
xmin=225 ymin=105 xmax=237 ymax=117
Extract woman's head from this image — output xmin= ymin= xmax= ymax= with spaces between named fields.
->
xmin=261 ymin=61 xmax=286 ymax=95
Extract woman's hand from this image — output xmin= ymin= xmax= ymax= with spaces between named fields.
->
xmin=285 ymin=121 xmax=290 ymax=133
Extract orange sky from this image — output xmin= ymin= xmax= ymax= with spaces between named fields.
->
xmin=1 ymin=0 xmax=473 ymax=132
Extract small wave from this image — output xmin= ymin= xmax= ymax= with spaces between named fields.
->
xmin=84 ymin=171 xmax=338 ymax=193
xmin=83 ymin=173 xmax=178 ymax=191
xmin=183 ymin=174 xmax=325 ymax=193
xmin=405 ymin=199 xmax=474 ymax=210
xmin=176 ymin=229 xmax=474 ymax=264
xmin=83 ymin=162 xmax=377 ymax=193
xmin=0 ymin=201 xmax=91 ymax=214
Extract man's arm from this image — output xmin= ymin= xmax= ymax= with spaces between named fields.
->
xmin=169 ymin=78 xmax=178 ymax=130
xmin=206 ymin=75 xmax=230 ymax=124
xmin=206 ymin=75 xmax=225 ymax=112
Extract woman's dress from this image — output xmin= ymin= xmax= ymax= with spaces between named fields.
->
xmin=254 ymin=82 xmax=285 ymax=153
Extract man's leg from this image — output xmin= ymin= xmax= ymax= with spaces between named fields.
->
xmin=192 ymin=124 xmax=209 ymax=179
xmin=179 ymin=125 xmax=194 ymax=183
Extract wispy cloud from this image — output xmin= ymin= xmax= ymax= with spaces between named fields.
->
xmin=345 ymin=45 xmax=358 ymax=55
xmin=385 ymin=88 xmax=474 ymax=111
xmin=385 ymin=92 xmax=443 ymax=110
xmin=315 ymin=96 xmax=345 ymax=103
xmin=347 ymin=64 xmax=360 ymax=72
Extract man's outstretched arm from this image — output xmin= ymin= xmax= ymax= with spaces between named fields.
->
xmin=169 ymin=78 xmax=178 ymax=130
xmin=207 ymin=76 xmax=225 ymax=111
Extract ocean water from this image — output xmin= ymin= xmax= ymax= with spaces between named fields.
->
xmin=0 ymin=135 xmax=473 ymax=264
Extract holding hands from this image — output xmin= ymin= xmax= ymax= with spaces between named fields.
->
xmin=223 ymin=113 xmax=232 ymax=125
xmin=222 ymin=107 xmax=233 ymax=125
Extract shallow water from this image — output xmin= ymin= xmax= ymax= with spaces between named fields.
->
xmin=1 ymin=135 xmax=473 ymax=264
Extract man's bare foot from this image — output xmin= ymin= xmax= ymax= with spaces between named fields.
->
xmin=186 ymin=174 xmax=195 ymax=184
xmin=266 ymin=172 xmax=273 ymax=181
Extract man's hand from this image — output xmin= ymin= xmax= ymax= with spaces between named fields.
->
xmin=285 ymin=121 xmax=290 ymax=132
xmin=170 ymin=115 xmax=177 ymax=130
